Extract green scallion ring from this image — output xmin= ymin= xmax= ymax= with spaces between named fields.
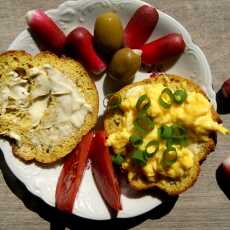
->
xmin=136 ymin=95 xmax=151 ymax=112
xmin=131 ymin=150 xmax=147 ymax=165
xmin=172 ymin=124 xmax=187 ymax=138
xmin=134 ymin=115 xmax=155 ymax=135
xmin=158 ymin=125 xmax=173 ymax=139
xmin=159 ymin=88 xmax=174 ymax=109
xmin=112 ymin=154 xmax=124 ymax=166
xmin=108 ymin=95 xmax=121 ymax=110
xmin=171 ymin=124 xmax=188 ymax=146
xmin=129 ymin=135 xmax=143 ymax=147
xmin=145 ymin=140 xmax=159 ymax=156
xmin=162 ymin=146 xmax=177 ymax=167
xmin=174 ymin=89 xmax=187 ymax=104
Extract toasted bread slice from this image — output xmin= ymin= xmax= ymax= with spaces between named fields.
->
xmin=0 ymin=51 xmax=99 ymax=163
xmin=104 ymin=74 xmax=224 ymax=195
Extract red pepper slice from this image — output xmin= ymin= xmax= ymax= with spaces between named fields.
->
xmin=55 ymin=131 xmax=94 ymax=213
xmin=90 ymin=131 xmax=122 ymax=211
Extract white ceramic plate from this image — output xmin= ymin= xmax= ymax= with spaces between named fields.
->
xmin=1 ymin=0 xmax=215 ymax=221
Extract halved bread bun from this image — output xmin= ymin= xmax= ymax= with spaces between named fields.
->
xmin=0 ymin=51 xmax=99 ymax=163
xmin=104 ymin=74 xmax=226 ymax=195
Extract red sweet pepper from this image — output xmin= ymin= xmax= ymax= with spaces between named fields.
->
xmin=55 ymin=131 xmax=94 ymax=213
xmin=90 ymin=131 xmax=122 ymax=211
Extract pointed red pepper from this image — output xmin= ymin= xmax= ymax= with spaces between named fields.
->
xmin=141 ymin=33 xmax=186 ymax=65
xmin=66 ymin=27 xmax=107 ymax=75
xmin=26 ymin=9 xmax=66 ymax=53
xmin=124 ymin=5 xmax=159 ymax=49
xmin=55 ymin=132 xmax=94 ymax=213
xmin=90 ymin=131 xmax=122 ymax=211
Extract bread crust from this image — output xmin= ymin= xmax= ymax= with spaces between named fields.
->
xmin=104 ymin=74 xmax=221 ymax=195
xmin=0 ymin=51 xmax=99 ymax=163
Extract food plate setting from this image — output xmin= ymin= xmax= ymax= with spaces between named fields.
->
xmin=0 ymin=0 xmax=229 ymax=221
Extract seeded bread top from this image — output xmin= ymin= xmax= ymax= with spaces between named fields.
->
xmin=0 ymin=51 xmax=99 ymax=163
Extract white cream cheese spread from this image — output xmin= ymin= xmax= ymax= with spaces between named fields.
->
xmin=28 ymin=64 xmax=91 ymax=128
xmin=0 ymin=64 xmax=91 ymax=145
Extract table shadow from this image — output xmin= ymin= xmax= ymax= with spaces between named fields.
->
xmin=216 ymin=164 xmax=230 ymax=200
xmin=0 ymin=149 xmax=178 ymax=230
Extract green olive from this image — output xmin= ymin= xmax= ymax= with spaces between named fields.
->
xmin=94 ymin=12 xmax=123 ymax=53
xmin=108 ymin=48 xmax=141 ymax=83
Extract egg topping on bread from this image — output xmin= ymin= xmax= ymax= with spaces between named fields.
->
xmin=105 ymin=74 xmax=229 ymax=195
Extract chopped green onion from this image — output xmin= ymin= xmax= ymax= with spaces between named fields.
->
xmin=136 ymin=95 xmax=151 ymax=112
xmin=158 ymin=125 xmax=173 ymax=139
xmin=162 ymin=146 xmax=177 ymax=167
xmin=108 ymin=95 xmax=121 ymax=110
xmin=129 ymin=135 xmax=143 ymax=147
xmin=145 ymin=140 xmax=159 ymax=156
xmin=174 ymin=89 xmax=187 ymax=104
xmin=131 ymin=150 xmax=147 ymax=165
xmin=112 ymin=154 xmax=124 ymax=166
xmin=134 ymin=115 xmax=154 ymax=135
xmin=159 ymin=88 xmax=174 ymax=109
xmin=172 ymin=124 xmax=187 ymax=138
xmin=158 ymin=124 xmax=188 ymax=147
xmin=171 ymin=124 xmax=188 ymax=146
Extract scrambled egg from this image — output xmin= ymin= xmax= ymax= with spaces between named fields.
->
xmin=142 ymin=147 xmax=194 ymax=181
xmin=106 ymin=81 xmax=229 ymax=181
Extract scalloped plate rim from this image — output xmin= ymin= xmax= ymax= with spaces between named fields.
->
xmin=3 ymin=0 xmax=215 ymax=220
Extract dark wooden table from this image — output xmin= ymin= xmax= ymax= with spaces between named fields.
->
xmin=0 ymin=0 xmax=230 ymax=229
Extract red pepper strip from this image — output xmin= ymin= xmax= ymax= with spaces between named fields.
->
xmin=90 ymin=131 xmax=122 ymax=211
xmin=55 ymin=131 xmax=94 ymax=213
